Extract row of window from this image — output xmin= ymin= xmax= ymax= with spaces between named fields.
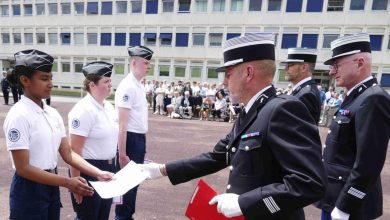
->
xmin=1 ymin=30 xmax=390 ymax=51
xmin=0 ymin=0 xmax=388 ymax=17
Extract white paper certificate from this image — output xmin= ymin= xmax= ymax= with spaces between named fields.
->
xmin=89 ymin=161 xmax=148 ymax=199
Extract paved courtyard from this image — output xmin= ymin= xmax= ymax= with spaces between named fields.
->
xmin=0 ymin=98 xmax=389 ymax=219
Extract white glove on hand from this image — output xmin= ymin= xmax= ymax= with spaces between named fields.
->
xmin=209 ymin=193 xmax=242 ymax=218
xmin=331 ymin=207 xmax=350 ymax=220
xmin=139 ymin=163 xmax=164 ymax=179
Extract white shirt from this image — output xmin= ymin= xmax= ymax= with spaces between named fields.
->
xmin=68 ymin=94 xmax=118 ymax=160
xmin=245 ymin=85 xmax=272 ymax=113
xmin=292 ymin=77 xmax=312 ymax=91
xmin=115 ymin=73 xmax=148 ymax=134
xmin=3 ymin=96 xmax=66 ymax=170
xmin=347 ymin=76 xmax=373 ymax=96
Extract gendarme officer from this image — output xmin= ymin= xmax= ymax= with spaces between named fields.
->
xmin=282 ymin=48 xmax=321 ymax=123
xmin=317 ymin=33 xmax=390 ymax=220
xmin=139 ymin=33 xmax=326 ymax=220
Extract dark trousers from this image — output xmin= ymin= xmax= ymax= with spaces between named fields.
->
xmin=11 ymin=86 xmax=18 ymax=103
xmin=115 ymin=132 xmax=146 ymax=220
xmin=321 ymin=210 xmax=332 ymax=220
xmin=2 ymin=88 xmax=9 ymax=104
xmin=71 ymin=159 xmax=116 ymax=220
xmin=9 ymin=172 xmax=61 ymax=220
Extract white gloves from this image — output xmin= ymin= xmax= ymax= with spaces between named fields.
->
xmin=209 ymin=193 xmax=242 ymax=217
xmin=331 ymin=207 xmax=350 ymax=220
xmin=139 ymin=163 xmax=164 ymax=179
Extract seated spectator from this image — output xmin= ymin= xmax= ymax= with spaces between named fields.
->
xmin=211 ymin=92 xmax=227 ymax=121
xmin=192 ymin=92 xmax=203 ymax=118
xmin=179 ymin=91 xmax=193 ymax=119
xmin=166 ymin=92 xmax=180 ymax=118
xmin=199 ymin=98 xmax=212 ymax=121
xmin=228 ymin=103 xmax=243 ymax=123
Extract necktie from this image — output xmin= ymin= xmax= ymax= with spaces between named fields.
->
xmin=238 ymin=107 xmax=246 ymax=126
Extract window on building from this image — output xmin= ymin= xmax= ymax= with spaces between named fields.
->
xmin=74 ymin=33 xmax=84 ymax=45
xmin=179 ymin=0 xmax=191 ymax=12
xmin=144 ymin=33 xmax=156 ymax=45
xmin=87 ymin=33 xmax=97 ymax=44
xmin=286 ymin=0 xmax=302 ymax=12
xmin=1 ymin=33 xmax=10 ymax=43
xmin=193 ymin=33 xmax=205 ymax=46
xmin=23 ymin=4 xmax=33 ymax=15
xmin=146 ymin=0 xmax=158 ymax=14
xmin=62 ymin=62 xmax=71 ymax=72
xmin=322 ymin=34 xmax=339 ymax=48
xmin=160 ymin=33 xmax=172 ymax=46
xmin=13 ymin=33 xmax=21 ymax=44
xmin=12 ymin=4 xmax=21 ymax=15
xmin=116 ymin=1 xmax=127 ymax=13
xmin=207 ymin=68 xmax=218 ymax=79
xmin=213 ymin=0 xmax=225 ymax=12
xmin=175 ymin=66 xmax=186 ymax=77
xmin=74 ymin=2 xmax=84 ymax=15
xmin=36 ymin=33 xmax=45 ymax=44
xmin=162 ymin=0 xmax=174 ymax=12
xmin=191 ymin=66 xmax=202 ymax=78
xmin=380 ymin=73 xmax=390 ymax=87
xmin=1 ymin=5 xmax=9 ymax=16
xmin=101 ymin=2 xmax=113 ymax=14
xmin=24 ymin=33 xmax=33 ymax=44
xmin=148 ymin=64 xmax=155 ymax=75
xmin=209 ymin=33 xmax=223 ymax=46
xmin=195 ymin=0 xmax=207 ymax=12
xmin=51 ymin=62 xmax=58 ymax=72
xmin=115 ymin=33 xmax=126 ymax=46
xmin=48 ymin=3 xmax=57 ymax=15
xmin=101 ymin=33 xmax=112 ymax=46
xmin=372 ymin=0 xmax=388 ymax=10
xmin=61 ymin=3 xmax=71 ymax=14
xmin=301 ymin=34 xmax=318 ymax=48
xmin=131 ymin=0 xmax=142 ymax=13
xmin=176 ymin=33 xmax=189 ymax=47
xmin=327 ymin=0 xmax=344 ymax=11
xmin=159 ymin=66 xmax=170 ymax=77
xmin=281 ymin=34 xmax=298 ymax=48
xmin=61 ymin=33 xmax=71 ymax=44
xmin=36 ymin=4 xmax=45 ymax=15
xmin=268 ymin=0 xmax=282 ymax=11
xmin=249 ymin=0 xmax=262 ymax=11
xmin=115 ymin=62 xmax=125 ymax=75
xmin=129 ymin=33 xmax=141 ymax=46
xmin=87 ymin=2 xmax=98 ymax=14
xmin=48 ymin=33 xmax=58 ymax=44
xmin=74 ymin=63 xmax=83 ymax=73
xmin=278 ymin=69 xmax=288 ymax=82
xmin=306 ymin=0 xmax=323 ymax=12
xmin=350 ymin=0 xmax=365 ymax=10
xmin=370 ymin=35 xmax=383 ymax=51
xmin=227 ymin=33 xmax=240 ymax=40
xmin=231 ymin=0 xmax=244 ymax=11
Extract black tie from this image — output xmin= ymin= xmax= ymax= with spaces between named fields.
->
xmin=239 ymin=107 xmax=246 ymax=126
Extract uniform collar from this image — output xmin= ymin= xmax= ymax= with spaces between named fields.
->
xmin=292 ymin=77 xmax=312 ymax=92
xmin=245 ymin=85 xmax=272 ymax=113
xmin=20 ymin=95 xmax=47 ymax=113
xmin=128 ymin=72 xmax=143 ymax=88
xmin=346 ymin=76 xmax=373 ymax=96
xmin=85 ymin=93 xmax=104 ymax=110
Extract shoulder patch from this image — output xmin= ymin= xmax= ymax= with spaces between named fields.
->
xmin=8 ymin=129 xmax=20 ymax=142
xmin=123 ymin=94 xmax=129 ymax=102
xmin=71 ymin=119 xmax=80 ymax=129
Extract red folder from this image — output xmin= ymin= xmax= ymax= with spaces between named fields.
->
xmin=185 ymin=179 xmax=245 ymax=220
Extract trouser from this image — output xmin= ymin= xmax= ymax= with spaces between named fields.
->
xmin=321 ymin=210 xmax=332 ymax=220
xmin=9 ymin=171 xmax=61 ymax=220
xmin=71 ymin=159 xmax=116 ymax=220
xmin=2 ymin=88 xmax=9 ymax=104
xmin=11 ymin=86 xmax=18 ymax=103
xmin=115 ymin=132 xmax=146 ymax=220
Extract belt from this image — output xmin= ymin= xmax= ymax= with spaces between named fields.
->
xmin=86 ymin=158 xmax=115 ymax=165
xmin=44 ymin=167 xmax=57 ymax=174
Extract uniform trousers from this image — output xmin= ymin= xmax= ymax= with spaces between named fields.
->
xmin=115 ymin=132 xmax=146 ymax=220
xmin=9 ymin=171 xmax=61 ymax=220
xmin=2 ymin=87 xmax=9 ymax=104
xmin=321 ymin=210 xmax=332 ymax=220
xmin=71 ymin=159 xmax=116 ymax=220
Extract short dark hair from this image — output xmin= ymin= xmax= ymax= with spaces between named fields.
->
xmin=83 ymin=74 xmax=102 ymax=93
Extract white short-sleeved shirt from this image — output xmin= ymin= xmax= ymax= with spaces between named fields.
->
xmin=68 ymin=94 xmax=118 ymax=160
xmin=115 ymin=73 xmax=148 ymax=134
xmin=3 ymin=96 xmax=66 ymax=170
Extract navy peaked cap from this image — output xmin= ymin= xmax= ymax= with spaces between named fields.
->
xmin=127 ymin=46 xmax=154 ymax=60
xmin=14 ymin=49 xmax=54 ymax=73
xmin=282 ymin=48 xmax=317 ymax=64
xmin=82 ymin=61 xmax=113 ymax=77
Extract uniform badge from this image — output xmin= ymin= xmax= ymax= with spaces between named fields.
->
xmin=123 ymin=94 xmax=129 ymax=102
xmin=71 ymin=119 xmax=80 ymax=129
xmin=338 ymin=109 xmax=350 ymax=116
xmin=241 ymin=131 xmax=261 ymax=139
xmin=8 ymin=128 xmax=20 ymax=142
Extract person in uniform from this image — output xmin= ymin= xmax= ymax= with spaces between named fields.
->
xmin=114 ymin=45 xmax=153 ymax=220
xmin=282 ymin=48 xmax=321 ymax=123
xmin=139 ymin=33 xmax=326 ymax=220
xmin=2 ymin=49 xmax=113 ymax=220
xmin=1 ymin=71 xmax=10 ymax=105
xmin=317 ymin=33 xmax=390 ymax=220
xmin=68 ymin=61 xmax=118 ymax=220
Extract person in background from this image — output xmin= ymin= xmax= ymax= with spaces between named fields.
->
xmin=211 ymin=91 xmax=227 ymax=121
xmin=1 ymin=71 xmax=10 ymax=105
xmin=179 ymin=90 xmax=193 ymax=119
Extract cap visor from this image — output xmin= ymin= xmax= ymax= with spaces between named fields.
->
xmin=216 ymin=66 xmax=226 ymax=72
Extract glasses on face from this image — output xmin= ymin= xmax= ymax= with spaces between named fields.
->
xmin=329 ymin=59 xmax=357 ymax=71
xmin=285 ymin=63 xmax=302 ymax=69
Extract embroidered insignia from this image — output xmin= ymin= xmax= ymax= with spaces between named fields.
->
xmin=71 ymin=119 xmax=80 ymax=129
xmin=123 ymin=94 xmax=129 ymax=102
xmin=338 ymin=109 xmax=350 ymax=116
xmin=8 ymin=128 xmax=20 ymax=142
xmin=241 ymin=132 xmax=261 ymax=139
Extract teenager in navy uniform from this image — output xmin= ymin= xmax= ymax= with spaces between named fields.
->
xmin=115 ymin=46 xmax=153 ymax=220
xmin=282 ymin=48 xmax=321 ymax=123
xmin=68 ymin=61 xmax=118 ymax=220
xmin=317 ymin=33 xmax=390 ymax=220
xmin=139 ymin=33 xmax=326 ymax=220
xmin=2 ymin=49 xmax=113 ymax=220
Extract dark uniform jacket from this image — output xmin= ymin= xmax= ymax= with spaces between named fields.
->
xmin=166 ymin=86 xmax=327 ymax=220
xmin=291 ymin=78 xmax=321 ymax=123
xmin=317 ymin=78 xmax=390 ymax=220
